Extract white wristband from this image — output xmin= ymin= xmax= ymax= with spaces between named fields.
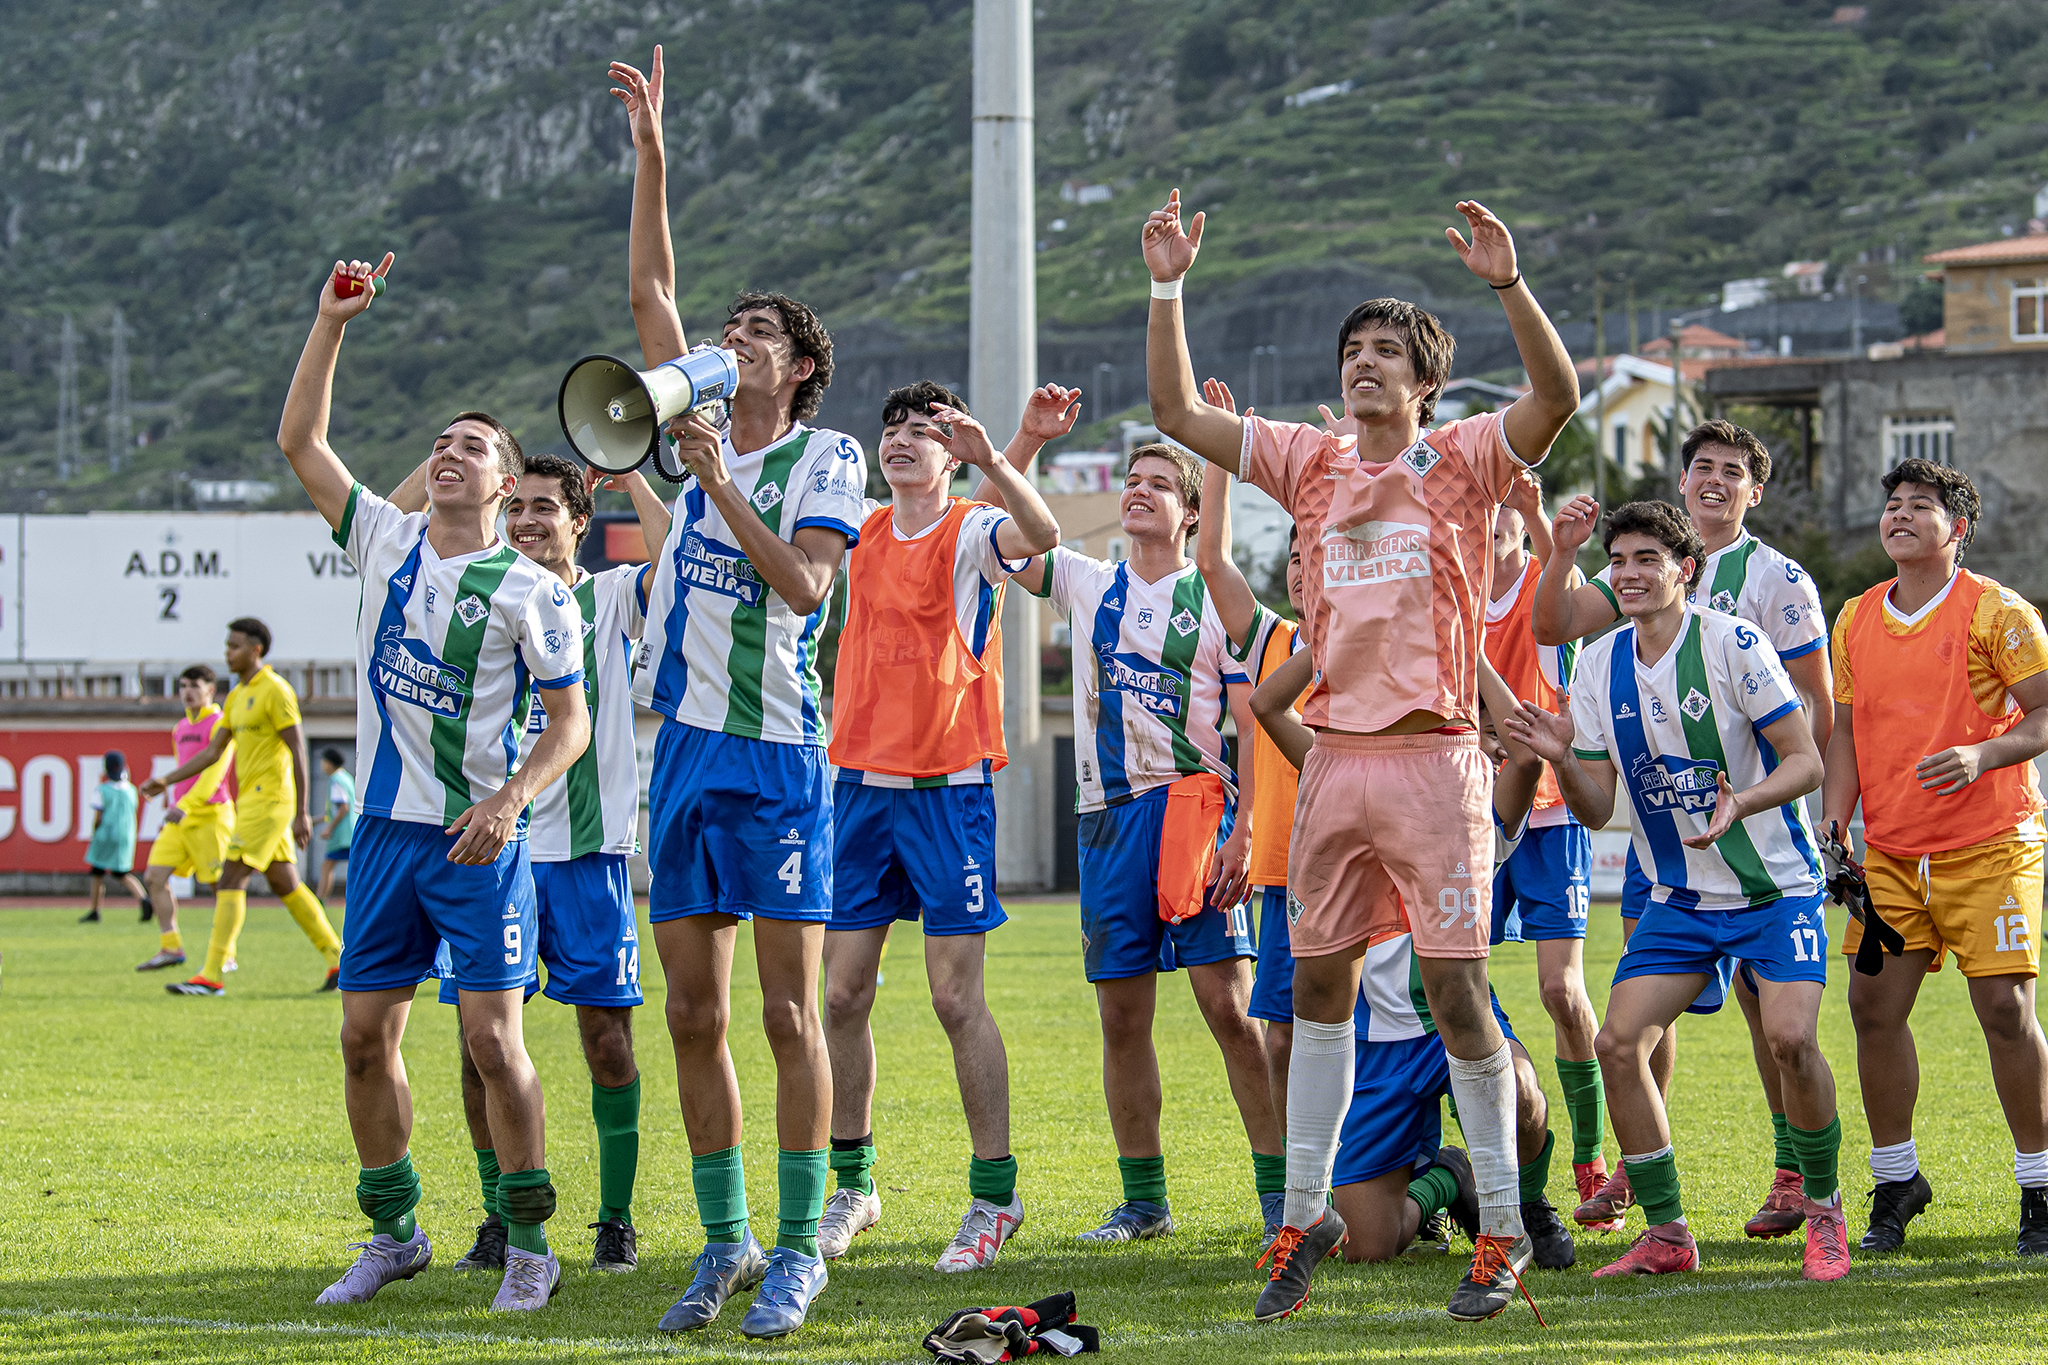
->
xmin=1150 ymin=277 xmax=1183 ymax=300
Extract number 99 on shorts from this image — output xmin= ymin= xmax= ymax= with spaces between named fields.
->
xmin=1438 ymin=886 xmax=1483 ymax=930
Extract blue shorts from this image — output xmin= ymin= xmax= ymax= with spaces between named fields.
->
xmin=340 ymin=815 xmax=536 ymax=994
xmin=325 ymin=846 xmax=351 ymax=863
xmin=1615 ymin=893 xmax=1829 ymax=1002
xmin=830 ymin=782 xmax=1006 ymax=936
xmin=1333 ymin=996 xmax=1518 ymax=1187
xmin=432 ymin=939 xmax=540 ymax=1004
xmin=1249 ymin=886 xmax=1295 ymax=1023
xmin=1620 ymin=844 xmax=1733 ymax=1014
xmin=435 ymin=853 xmax=637 ymax=1006
xmin=646 ymin=720 xmax=832 ymax=923
xmin=1491 ymin=822 xmax=1591 ymax=944
xmin=1077 ymin=784 xmax=1253 ymax=983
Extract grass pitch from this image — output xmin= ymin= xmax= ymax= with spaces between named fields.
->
xmin=3 ymin=894 xmax=2047 ymax=1363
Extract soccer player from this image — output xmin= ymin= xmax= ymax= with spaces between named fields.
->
xmin=143 ymin=618 xmax=346 ymax=997
xmin=390 ymin=451 xmax=672 ymax=1275
xmin=1506 ymin=500 xmax=1847 ymax=1282
xmin=1142 ymin=188 xmax=1580 ymax=1321
xmin=278 ymin=253 xmax=592 ymax=1312
xmin=817 ymin=382 xmax=1065 ymax=1272
xmin=1821 ymin=458 xmax=2048 ymax=1257
xmin=1535 ymin=420 xmax=1832 ymax=1238
xmin=615 ymin=51 xmax=866 ymax=1339
xmin=1483 ymin=470 xmax=1608 ymax=1225
xmin=317 ymin=749 xmax=354 ymax=905
xmin=1011 ymin=439 xmax=1279 ymax=1247
xmin=137 ymin=666 xmax=236 ymax=972
xmin=81 ymin=752 xmax=147 ymax=923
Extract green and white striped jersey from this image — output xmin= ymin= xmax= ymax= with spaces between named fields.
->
xmin=522 ymin=565 xmax=645 ymax=862
xmin=631 ymin=423 xmax=868 ymax=744
xmin=1569 ymin=606 xmax=1823 ymax=910
xmin=1596 ymin=530 xmax=1825 ymax=663
xmin=335 ymin=484 xmax=586 ymax=828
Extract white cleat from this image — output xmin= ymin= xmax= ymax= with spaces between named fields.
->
xmin=936 ymin=1195 xmax=1025 ymax=1272
xmin=816 ymin=1187 xmax=882 ymax=1261
xmin=491 ymin=1246 xmax=561 ymax=1311
xmin=314 ymin=1230 xmax=433 ymax=1304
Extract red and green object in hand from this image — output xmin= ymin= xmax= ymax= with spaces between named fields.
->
xmin=332 ymin=268 xmax=386 ymax=300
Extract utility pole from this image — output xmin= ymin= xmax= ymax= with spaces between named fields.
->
xmin=55 ymin=313 xmax=80 ymax=480
xmin=972 ymin=0 xmax=1049 ymax=892
xmin=1592 ymin=272 xmax=1606 ymax=508
xmin=1666 ymin=316 xmax=1685 ymax=496
xmin=1626 ymin=278 xmax=1639 ymax=357
xmin=107 ymin=308 xmax=132 ymax=473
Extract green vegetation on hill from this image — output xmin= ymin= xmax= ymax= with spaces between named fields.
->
xmin=3 ymin=0 xmax=2046 ymax=509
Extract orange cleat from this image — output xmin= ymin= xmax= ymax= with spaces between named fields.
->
xmin=1592 ymin=1222 xmax=1698 ymax=1277
xmin=1744 ymin=1167 xmax=1808 ymax=1239
xmin=1573 ymin=1159 xmax=1625 ymax=1232
xmin=1574 ymin=1161 xmax=1634 ymax=1231
xmin=1802 ymin=1196 xmax=1850 ymax=1281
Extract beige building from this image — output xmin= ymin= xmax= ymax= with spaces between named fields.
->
xmin=1923 ymin=235 xmax=2048 ymax=355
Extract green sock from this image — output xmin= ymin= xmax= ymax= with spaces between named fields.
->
xmin=1117 ymin=1154 xmax=1168 ymax=1206
xmin=496 ymin=1166 xmax=554 ymax=1255
xmin=474 ymin=1147 xmax=500 ymax=1219
xmin=692 ymin=1145 xmax=750 ymax=1244
xmin=1771 ymin=1112 xmax=1797 ymax=1172
xmin=969 ymin=1154 xmax=1018 ymax=1207
xmin=1407 ymin=1162 xmax=1462 ymax=1219
xmin=356 ymin=1154 xmax=421 ymax=1243
xmin=1251 ymin=1151 xmax=1287 ymax=1197
xmin=1791 ymin=1116 xmax=1842 ymax=1203
xmin=777 ymin=1147 xmax=830 ymax=1258
xmin=1625 ymin=1151 xmax=1684 ymax=1227
xmin=1555 ymin=1057 xmax=1606 ymax=1164
xmin=829 ymin=1133 xmax=876 ymax=1195
xmin=591 ymin=1077 xmax=641 ymax=1224
xmin=1520 ymin=1129 xmax=1556 ymax=1203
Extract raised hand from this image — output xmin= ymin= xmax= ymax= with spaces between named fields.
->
xmin=1505 ymin=465 xmax=1544 ymax=522
xmin=1141 ymin=188 xmax=1205 ymax=283
xmin=1552 ymin=494 xmax=1600 ymax=555
xmin=1682 ymin=772 xmax=1746 ymax=849
xmin=320 ymin=254 xmax=394 ymax=323
xmin=669 ymin=412 xmax=730 ymax=489
xmin=926 ymin=403 xmax=1001 ymax=472
xmin=1201 ymin=377 xmax=1244 ymax=417
xmin=1317 ymin=402 xmax=1360 ymax=440
xmin=1502 ymin=699 xmax=1575 ymax=763
xmin=1018 ymin=384 xmax=1083 ymax=443
xmin=608 ymin=47 xmax=664 ymax=150
xmin=1445 ymin=200 xmax=1519 ymax=289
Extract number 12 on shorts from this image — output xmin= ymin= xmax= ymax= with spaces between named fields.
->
xmin=1994 ymin=913 xmax=2033 ymax=954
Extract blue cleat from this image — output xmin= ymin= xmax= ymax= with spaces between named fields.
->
xmin=739 ymin=1246 xmax=828 ymax=1339
xmin=1077 ymin=1199 xmax=1175 ymax=1244
xmin=1259 ymin=1191 xmax=1286 ymax=1248
xmin=656 ymin=1229 xmax=768 ymax=1332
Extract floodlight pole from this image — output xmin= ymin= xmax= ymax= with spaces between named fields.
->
xmin=972 ymin=0 xmax=1050 ymax=891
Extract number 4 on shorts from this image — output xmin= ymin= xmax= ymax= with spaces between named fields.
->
xmin=778 ymin=850 xmax=803 ymax=895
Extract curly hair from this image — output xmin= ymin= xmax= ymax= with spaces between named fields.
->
xmin=1127 ymin=442 xmax=1202 ymax=541
xmin=1681 ymin=418 xmax=1772 ymax=487
xmin=1883 ymin=457 xmax=1980 ymax=561
xmin=517 ymin=452 xmax=595 ymax=546
xmin=448 ymin=410 xmax=526 ymax=485
xmin=880 ymin=380 xmax=968 ymax=429
xmin=1602 ymin=500 xmax=1707 ymax=588
xmin=729 ymin=291 xmax=833 ymax=422
xmin=1336 ymin=298 xmax=1456 ymax=426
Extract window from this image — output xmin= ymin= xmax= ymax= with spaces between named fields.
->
xmin=1884 ymin=413 xmax=1955 ymax=469
xmin=2014 ymin=278 xmax=2048 ymax=342
xmin=1611 ymin=421 xmax=1629 ymax=471
xmin=1106 ymin=536 xmax=1128 ymax=563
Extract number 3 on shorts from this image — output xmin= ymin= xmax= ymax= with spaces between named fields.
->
xmin=778 ymin=850 xmax=803 ymax=895
xmin=1438 ymin=886 xmax=1482 ymax=929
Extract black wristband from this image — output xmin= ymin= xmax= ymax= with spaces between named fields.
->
xmin=1489 ymin=273 xmax=1522 ymax=291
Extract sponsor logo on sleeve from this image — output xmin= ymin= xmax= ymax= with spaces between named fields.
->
xmin=542 ymin=628 xmax=567 ymax=655
xmin=371 ymin=626 xmax=470 ymax=717
xmin=551 ymin=581 xmax=569 ymax=607
xmin=1734 ymin=625 xmax=1758 ymax=650
xmin=1323 ymin=521 xmax=1430 ymax=589
xmin=2008 ymin=627 xmax=2024 ymax=651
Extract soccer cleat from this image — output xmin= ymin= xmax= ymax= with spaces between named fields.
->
xmin=657 ymin=1230 xmax=769 ymax=1332
xmin=1446 ymin=1233 xmax=1540 ymax=1322
xmin=135 ymin=949 xmax=187 ymax=972
xmin=1803 ymin=1196 xmax=1850 ymax=1281
xmin=1522 ymin=1195 xmax=1576 ymax=1270
xmin=1259 ymin=1191 xmax=1285 ymax=1249
xmin=1861 ymin=1172 xmax=1932 ymax=1252
xmin=1436 ymin=1146 xmax=1481 ymax=1241
xmin=491 ymin=1246 xmax=560 ymax=1311
xmin=319 ymin=966 xmax=341 ymax=993
xmin=453 ymin=1214 xmax=507 ymax=1270
xmin=1076 ymin=1199 xmax=1174 ymax=1244
xmin=79 ymin=909 xmax=101 ymax=923
xmin=1592 ymin=1222 xmax=1699 ymax=1278
xmin=166 ymin=976 xmax=225 ymax=997
xmin=314 ymin=1230 xmax=433 ymax=1304
xmin=2020 ymin=1186 xmax=2048 ymax=1256
xmin=816 ymin=1187 xmax=881 ymax=1260
xmin=1744 ymin=1167 xmax=1808 ymax=1239
xmin=1573 ymin=1158 xmax=1624 ymax=1232
xmin=1574 ymin=1161 xmax=1635 ymax=1229
xmin=590 ymin=1218 xmax=638 ymax=1272
xmin=739 ymin=1246 xmax=828 ymax=1339
xmin=1406 ymin=1209 xmax=1451 ymax=1257
xmin=936 ymin=1195 xmax=1024 ymax=1273
xmin=1253 ymin=1209 xmax=1347 ymax=1322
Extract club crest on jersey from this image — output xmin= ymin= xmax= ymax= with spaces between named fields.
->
xmin=678 ymin=530 xmax=765 ymax=607
xmin=1649 ymin=697 xmax=1668 ymax=722
xmin=1709 ymin=590 xmax=1736 ymax=614
xmin=1681 ymin=687 xmax=1711 ymax=721
xmin=1136 ymin=607 xmax=1154 ymax=628
xmin=372 ymin=628 xmax=469 ymax=717
xmin=1628 ymin=752 xmax=1722 ymax=815
xmin=1286 ymin=891 xmax=1306 ymax=926
xmin=455 ymin=594 xmax=488 ymax=628
xmin=1400 ymin=441 xmax=1441 ymax=478
xmin=1095 ymin=646 xmax=1188 ymax=718
xmin=1323 ymin=520 xmax=1429 ymax=589
xmin=425 ymin=585 xmax=438 ymax=613
xmin=752 ymin=481 xmax=784 ymax=513
xmin=1170 ymin=608 xmax=1198 ymax=637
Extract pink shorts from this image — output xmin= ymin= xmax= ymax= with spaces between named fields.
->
xmin=1286 ymin=731 xmax=1493 ymax=960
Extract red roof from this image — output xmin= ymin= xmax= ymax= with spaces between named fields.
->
xmin=1639 ymin=324 xmax=1748 ymax=355
xmin=1923 ymin=235 xmax=2048 ymax=265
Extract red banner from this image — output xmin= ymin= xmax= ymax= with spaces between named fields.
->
xmin=0 ymin=729 xmax=185 ymax=872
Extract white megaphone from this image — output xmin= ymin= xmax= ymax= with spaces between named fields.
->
xmin=557 ymin=344 xmax=741 ymax=478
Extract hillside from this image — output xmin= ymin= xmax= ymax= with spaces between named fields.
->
xmin=3 ymin=0 xmax=2046 ymax=510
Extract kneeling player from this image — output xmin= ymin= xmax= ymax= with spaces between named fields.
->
xmin=1509 ymin=501 xmax=1847 ymax=1282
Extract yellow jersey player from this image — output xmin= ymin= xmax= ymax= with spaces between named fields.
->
xmin=136 ymin=665 xmax=237 ymax=972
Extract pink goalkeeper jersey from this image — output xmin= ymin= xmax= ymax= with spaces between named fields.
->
xmin=1241 ymin=408 xmax=1528 ymax=733
xmin=171 ymin=706 xmax=230 ymax=806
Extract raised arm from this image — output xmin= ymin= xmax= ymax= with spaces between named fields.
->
xmin=1443 ymin=200 xmax=1579 ymax=462
xmin=1192 ymin=378 xmax=1261 ymax=646
xmin=1142 ymin=190 xmax=1247 ymax=472
xmin=1504 ymin=466 xmax=1553 ymax=565
xmin=980 ymin=384 xmax=1082 ymax=515
xmin=928 ymin=404 xmax=1060 ymax=558
xmin=1505 ymin=700 xmax=1617 ymax=830
xmin=610 ymin=49 xmax=687 ymax=368
xmin=590 ymin=466 xmax=674 ymax=601
xmin=1532 ymin=495 xmax=1622 ymax=646
xmin=389 ymin=456 xmax=433 ymax=515
xmin=669 ymin=412 xmax=845 ymax=614
xmin=277 ymin=253 xmax=394 ymax=529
